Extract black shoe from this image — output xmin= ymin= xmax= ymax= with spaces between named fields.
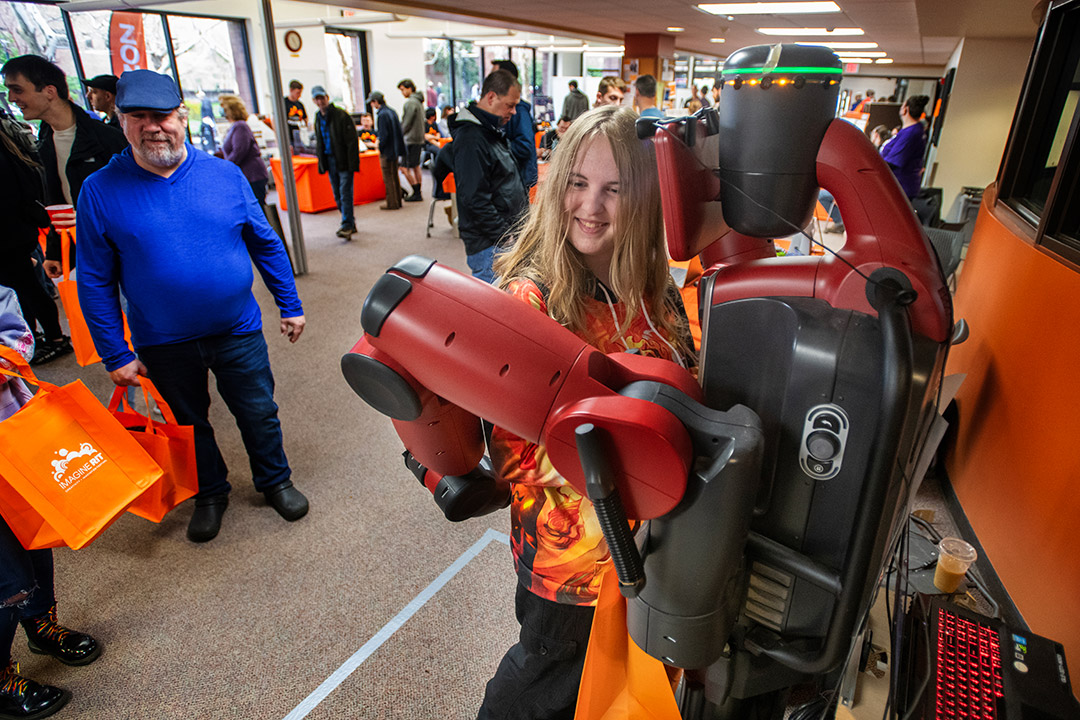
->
xmin=263 ymin=480 xmax=308 ymax=521
xmin=335 ymin=226 xmax=356 ymax=238
xmin=29 ymin=337 xmax=72 ymax=366
xmin=187 ymin=494 xmax=228 ymax=542
xmin=0 ymin=661 xmax=70 ymax=720
xmin=404 ymin=192 xmax=423 ymax=202
xmin=21 ymin=605 xmax=101 ymax=667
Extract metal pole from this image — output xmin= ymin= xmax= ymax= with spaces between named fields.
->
xmin=59 ymin=9 xmax=92 ymax=113
xmin=257 ymin=0 xmax=307 ymax=275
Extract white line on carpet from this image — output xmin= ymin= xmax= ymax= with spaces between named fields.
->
xmin=282 ymin=528 xmax=511 ymax=719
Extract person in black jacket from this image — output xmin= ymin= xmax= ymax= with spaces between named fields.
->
xmin=366 ymin=91 xmax=407 ymax=211
xmin=1 ymin=56 xmax=127 ymax=281
xmin=448 ymin=70 xmax=528 ymax=283
xmin=0 ymin=109 xmax=70 ymax=366
xmin=311 ymin=85 xmax=360 ymax=238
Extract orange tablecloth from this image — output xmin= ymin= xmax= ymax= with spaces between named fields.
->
xmin=270 ymin=152 xmax=385 ymax=213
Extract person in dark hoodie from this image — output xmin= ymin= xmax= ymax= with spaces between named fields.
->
xmin=366 ymin=91 xmax=407 ymax=211
xmin=448 ymin=70 xmax=529 ymax=283
xmin=1 ymin=56 xmax=127 ymax=283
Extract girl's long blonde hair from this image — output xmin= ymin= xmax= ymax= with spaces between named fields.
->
xmin=495 ymin=105 xmax=687 ymax=349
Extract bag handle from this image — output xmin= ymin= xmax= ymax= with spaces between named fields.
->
xmin=59 ymin=226 xmax=76 ymax=281
xmin=107 ymin=377 xmax=179 ymax=432
xmin=0 ymin=346 xmax=59 ymax=392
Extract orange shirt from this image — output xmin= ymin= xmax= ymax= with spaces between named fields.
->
xmin=489 ymin=278 xmax=690 ymax=605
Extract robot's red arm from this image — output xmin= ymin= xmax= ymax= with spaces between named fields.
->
xmin=341 ymin=256 xmax=702 ymax=521
xmin=701 ymin=120 xmax=951 ymax=342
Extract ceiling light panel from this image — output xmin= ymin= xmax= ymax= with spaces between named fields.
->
xmin=697 ymin=2 xmax=841 ymax=15
xmin=756 ymin=27 xmax=863 ymax=35
xmin=796 ymin=41 xmax=878 ymax=48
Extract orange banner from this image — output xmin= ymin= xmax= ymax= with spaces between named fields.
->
xmin=109 ymin=11 xmax=147 ymax=76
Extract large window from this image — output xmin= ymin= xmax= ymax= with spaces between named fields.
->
xmin=69 ymin=10 xmax=173 ymax=79
xmin=423 ymin=38 xmax=480 ymax=111
xmin=998 ymin=0 xmax=1080 ymax=265
xmin=1 ymin=2 xmax=256 ymax=151
xmin=0 ymin=2 xmax=82 ymax=118
xmin=479 ymin=45 xmax=538 ymax=103
xmin=454 ymin=41 xmax=480 ymax=109
xmin=324 ymin=28 xmax=368 ymax=114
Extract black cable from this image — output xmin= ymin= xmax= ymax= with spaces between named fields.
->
xmin=897 ymin=604 xmax=932 ymax=720
xmin=714 ymin=174 xmax=881 ymax=286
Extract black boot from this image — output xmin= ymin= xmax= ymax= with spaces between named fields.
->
xmin=404 ymin=183 xmax=423 ymax=202
xmin=0 ymin=660 xmax=70 ymax=719
xmin=21 ymin=604 xmax=101 ymax=667
xmin=187 ymin=494 xmax=229 ymax=542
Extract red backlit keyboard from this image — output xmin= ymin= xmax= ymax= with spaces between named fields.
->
xmin=933 ymin=605 xmax=1005 ymax=720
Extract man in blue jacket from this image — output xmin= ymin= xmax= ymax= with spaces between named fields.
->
xmin=76 ymin=70 xmax=308 ymax=543
xmin=492 ymin=60 xmax=537 ymax=189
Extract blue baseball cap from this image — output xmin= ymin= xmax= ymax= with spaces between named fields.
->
xmin=311 ymin=85 xmax=328 ymax=98
xmin=116 ymin=69 xmax=183 ymax=112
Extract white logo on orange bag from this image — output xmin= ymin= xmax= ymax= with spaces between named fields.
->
xmin=51 ymin=443 xmax=108 ymax=492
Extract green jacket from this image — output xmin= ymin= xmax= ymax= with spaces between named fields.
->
xmin=401 ymin=94 xmax=425 ymax=145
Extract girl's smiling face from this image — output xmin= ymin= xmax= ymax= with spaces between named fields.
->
xmin=564 ymin=135 xmax=619 ymax=284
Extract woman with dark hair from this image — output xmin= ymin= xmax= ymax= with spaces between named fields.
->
xmin=219 ymin=95 xmax=269 ymax=205
xmin=881 ymin=95 xmax=930 ymax=199
xmin=479 ymin=105 xmax=694 ymax=718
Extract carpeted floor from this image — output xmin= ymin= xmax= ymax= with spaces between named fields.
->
xmin=17 ymin=171 xmax=968 ymax=720
xmin=25 ymin=176 xmax=520 ymax=720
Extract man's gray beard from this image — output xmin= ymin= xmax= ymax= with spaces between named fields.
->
xmin=138 ymin=139 xmax=185 ymax=168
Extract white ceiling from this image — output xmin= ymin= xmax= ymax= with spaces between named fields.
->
xmin=317 ymin=0 xmax=1044 ymax=66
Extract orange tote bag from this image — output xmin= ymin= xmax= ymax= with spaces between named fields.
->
xmin=53 ymin=228 xmax=132 ymax=367
xmin=108 ymin=380 xmax=198 ymax=523
xmin=0 ymin=347 xmax=163 ymax=549
xmin=574 ymin=569 xmax=682 ymax=720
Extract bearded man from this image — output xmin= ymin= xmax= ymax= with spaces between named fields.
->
xmin=76 ymin=70 xmax=310 ymax=543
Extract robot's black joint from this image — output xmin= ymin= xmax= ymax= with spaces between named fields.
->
xmin=361 ymin=273 xmax=412 ymax=337
xmin=389 ymin=255 xmax=437 ymax=278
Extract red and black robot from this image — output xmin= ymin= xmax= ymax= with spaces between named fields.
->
xmin=342 ymin=44 xmax=953 ymax=719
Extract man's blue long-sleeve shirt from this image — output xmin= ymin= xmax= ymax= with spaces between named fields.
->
xmin=505 ymin=99 xmax=538 ymax=188
xmin=77 ymin=145 xmax=303 ymax=371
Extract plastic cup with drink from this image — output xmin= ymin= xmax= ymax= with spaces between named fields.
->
xmin=45 ymin=204 xmax=76 ymax=229
xmin=933 ymin=537 xmax=977 ymax=593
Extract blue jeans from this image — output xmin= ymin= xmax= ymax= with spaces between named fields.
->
xmin=327 ymin=156 xmax=355 ymax=228
xmin=138 ymin=331 xmax=291 ymax=499
xmin=466 ymin=245 xmax=497 ymax=284
xmin=0 ymin=519 xmax=54 ymax=664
